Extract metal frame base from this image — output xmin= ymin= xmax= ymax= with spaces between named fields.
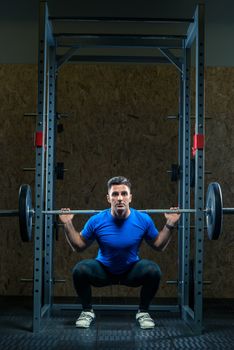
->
xmin=52 ymin=303 xmax=180 ymax=312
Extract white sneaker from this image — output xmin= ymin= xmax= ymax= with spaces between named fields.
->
xmin=136 ymin=311 xmax=155 ymax=329
xmin=75 ymin=310 xmax=95 ymax=328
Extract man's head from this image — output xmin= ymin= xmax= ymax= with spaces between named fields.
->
xmin=107 ymin=176 xmax=131 ymax=192
xmin=107 ymin=176 xmax=132 ymax=218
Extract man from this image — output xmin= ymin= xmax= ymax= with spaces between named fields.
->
xmin=59 ymin=176 xmax=180 ymax=329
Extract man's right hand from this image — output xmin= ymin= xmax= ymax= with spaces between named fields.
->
xmin=59 ymin=208 xmax=74 ymax=224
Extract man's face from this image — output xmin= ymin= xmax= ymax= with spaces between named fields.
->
xmin=107 ymin=184 xmax=132 ymax=218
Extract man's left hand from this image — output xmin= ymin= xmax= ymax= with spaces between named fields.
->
xmin=164 ymin=207 xmax=181 ymax=226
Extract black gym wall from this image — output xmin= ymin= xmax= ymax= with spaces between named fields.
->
xmin=0 ymin=64 xmax=233 ymax=299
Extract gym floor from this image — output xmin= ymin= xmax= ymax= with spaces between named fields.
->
xmin=0 ymin=297 xmax=234 ymax=350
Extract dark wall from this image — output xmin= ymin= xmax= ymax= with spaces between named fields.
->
xmin=0 ymin=64 xmax=233 ymax=298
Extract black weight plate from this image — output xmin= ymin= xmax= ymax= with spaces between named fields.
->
xmin=206 ymin=182 xmax=223 ymax=240
xmin=19 ymin=184 xmax=33 ymax=242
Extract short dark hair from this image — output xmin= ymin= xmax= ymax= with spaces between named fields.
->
xmin=107 ymin=176 xmax=131 ymax=192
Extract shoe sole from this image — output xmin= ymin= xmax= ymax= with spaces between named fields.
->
xmin=76 ymin=319 xmax=95 ymax=328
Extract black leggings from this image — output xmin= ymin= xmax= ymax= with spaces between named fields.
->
xmin=72 ymin=259 xmax=161 ymax=311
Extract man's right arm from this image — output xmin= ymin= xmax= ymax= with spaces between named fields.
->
xmin=59 ymin=209 xmax=90 ymax=252
xmin=63 ymin=220 xmax=88 ymax=252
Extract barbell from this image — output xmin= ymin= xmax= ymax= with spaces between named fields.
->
xmin=0 ymin=182 xmax=232 ymax=242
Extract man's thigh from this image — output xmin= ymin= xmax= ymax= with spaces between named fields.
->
xmin=73 ymin=259 xmax=112 ymax=287
xmin=120 ymin=259 xmax=161 ymax=287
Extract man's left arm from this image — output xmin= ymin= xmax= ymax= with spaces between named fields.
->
xmin=149 ymin=207 xmax=181 ymax=251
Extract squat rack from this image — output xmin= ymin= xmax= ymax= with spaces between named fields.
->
xmin=33 ymin=0 xmax=205 ymax=334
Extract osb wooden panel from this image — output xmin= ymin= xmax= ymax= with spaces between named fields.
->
xmin=203 ymin=67 xmax=234 ymax=299
xmin=54 ymin=64 xmax=179 ymax=298
xmin=0 ymin=64 xmax=233 ymax=299
xmin=0 ymin=64 xmax=37 ymax=296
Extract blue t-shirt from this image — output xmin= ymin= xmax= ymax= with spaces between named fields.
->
xmin=81 ymin=208 xmax=159 ymax=274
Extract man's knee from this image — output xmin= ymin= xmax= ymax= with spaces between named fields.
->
xmin=72 ymin=259 xmax=93 ymax=280
xmin=144 ymin=261 xmax=162 ymax=281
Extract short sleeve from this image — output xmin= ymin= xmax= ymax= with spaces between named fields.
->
xmin=144 ymin=215 xmax=159 ymax=241
xmin=81 ymin=216 xmax=96 ymax=241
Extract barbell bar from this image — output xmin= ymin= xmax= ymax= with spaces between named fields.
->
xmin=0 ymin=208 xmax=197 ymax=216
xmin=0 ymin=210 xmax=19 ymax=217
xmin=0 ymin=182 xmax=232 ymax=242
xmin=42 ymin=208 xmax=196 ymax=215
xmin=223 ymin=208 xmax=234 ymax=214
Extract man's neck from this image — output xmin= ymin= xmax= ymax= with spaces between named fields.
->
xmin=111 ymin=208 xmax=131 ymax=219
